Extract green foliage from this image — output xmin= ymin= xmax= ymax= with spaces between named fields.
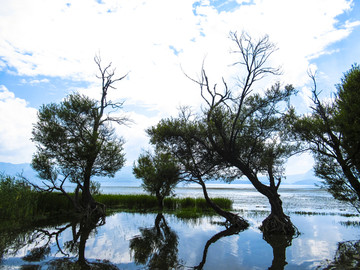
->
xmin=94 ymin=194 xmax=232 ymax=212
xmin=95 ymin=194 xmax=158 ymax=210
xmin=0 ymin=174 xmax=73 ymax=222
xmin=32 ymin=93 xmax=126 ymax=184
xmin=31 ymin=58 xmax=128 ymax=214
xmin=0 ymin=174 xmax=37 ymax=220
xmin=90 ymin=181 xmax=101 ymax=195
xmin=35 ymin=192 xmax=73 ymax=216
xmin=292 ymin=65 xmax=360 ymax=211
xmin=336 ymin=64 xmax=360 ymax=172
xmin=133 ymin=150 xmax=180 ymax=207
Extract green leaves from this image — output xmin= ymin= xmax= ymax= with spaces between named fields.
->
xmin=32 ymin=92 xmax=126 ymax=185
xmin=133 ymin=150 xmax=180 ymax=201
xmin=292 ymin=64 xmax=360 ymax=210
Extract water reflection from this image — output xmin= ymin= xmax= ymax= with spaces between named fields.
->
xmin=1 ymin=211 xmax=359 ymax=269
xmin=318 ymin=239 xmax=360 ymax=269
xmin=194 ymin=225 xmax=244 ymax=270
xmin=263 ymin=233 xmax=293 ymax=270
xmin=129 ymin=213 xmax=181 ymax=269
xmin=0 ymin=216 xmax=119 ymax=269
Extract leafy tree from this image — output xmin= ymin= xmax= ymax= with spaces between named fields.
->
xmin=148 ymin=107 xmax=249 ymax=229
xmin=31 ymin=56 xmax=128 ymax=217
xmin=151 ymin=32 xmax=299 ymax=236
xmin=133 ymin=150 xmax=180 ymax=209
xmin=336 ymin=65 xmax=360 ymax=174
xmin=292 ymin=65 xmax=360 ymax=211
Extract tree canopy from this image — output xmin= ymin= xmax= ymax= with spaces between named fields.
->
xmin=133 ymin=150 xmax=180 ymax=209
xmin=31 ymin=56 xmax=128 ymax=216
xmin=148 ymin=32 xmax=299 ymax=235
xmin=292 ymin=65 xmax=360 ymax=211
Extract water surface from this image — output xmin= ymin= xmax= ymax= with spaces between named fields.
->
xmin=1 ymin=185 xmax=359 ymax=269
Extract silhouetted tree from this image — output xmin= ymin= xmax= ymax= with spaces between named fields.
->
xmin=151 ymin=32 xmax=298 ymax=235
xmin=148 ymin=107 xmax=248 ymax=229
xmin=133 ymin=150 xmax=180 ymax=209
xmin=31 ymin=56 xmax=128 ymax=218
xmin=292 ymin=65 xmax=360 ymax=211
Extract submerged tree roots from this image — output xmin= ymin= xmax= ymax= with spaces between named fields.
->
xmin=260 ymin=213 xmax=299 ymax=237
xmin=225 ymin=212 xmax=249 ymax=230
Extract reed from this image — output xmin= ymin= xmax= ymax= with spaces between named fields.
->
xmin=95 ymin=194 xmax=233 ymax=212
xmin=0 ymin=173 xmax=233 ymax=223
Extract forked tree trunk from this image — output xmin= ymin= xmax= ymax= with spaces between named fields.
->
xmin=198 ymin=180 xmax=248 ymax=230
xmin=241 ymin=168 xmax=297 ymax=236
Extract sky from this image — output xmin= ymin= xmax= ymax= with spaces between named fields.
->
xmin=0 ymin=0 xmax=359 ymax=176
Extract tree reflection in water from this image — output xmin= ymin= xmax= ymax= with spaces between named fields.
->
xmin=263 ymin=233 xmax=294 ymax=270
xmin=318 ymin=239 xmax=360 ymax=269
xmin=1 ymin=216 xmax=119 ymax=270
xmin=194 ymin=225 xmax=244 ymax=270
xmin=129 ymin=212 xmax=181 ymax=269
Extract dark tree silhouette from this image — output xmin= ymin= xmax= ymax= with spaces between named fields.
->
xmin=133 ymin=150 xmax=180 ymax=209
xmin=151 ymin=32 xmax=298 ymax=235
xmin=31 ymin=56 xmax=129 ymax=218
xmin=291 ymin=66 xmax=360 ymax=212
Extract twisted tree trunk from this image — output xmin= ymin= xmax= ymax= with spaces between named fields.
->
xmin=198 ymin=180 xmax=248 ymax=230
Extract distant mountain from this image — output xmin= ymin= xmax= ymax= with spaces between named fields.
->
xmin=0 ymin=162 xmax=38 ymax=179
xmin=285 ymin=169 xmax=321 ymax=186
xmin=218 ymin=169 xmax=321 ymax=186
xmin=0 ymin=162 xmax=140 ymax=187
xmin=0 ymin=162 xmax=320 ymax=187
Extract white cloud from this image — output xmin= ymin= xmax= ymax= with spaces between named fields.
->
xmin=0 ymin=85 xmax=37 ymax=163
xmin=21 ymin=78 xmax=50 ymax=85
xmin=0 ymin=0 xmax=359 ymax=171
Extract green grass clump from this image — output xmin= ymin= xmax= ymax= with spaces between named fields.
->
xmin=95 ymin=194 xmax=233 ymax=213
xmin=0 ymin=172 xmax=233 ymax=225
xmin=0 ymin=174 xmax=39 ymax=221
xmin=0 ymin=174 xmax=74 ymax=224
xmin=95 ymin=194 xmax=158 ymax=210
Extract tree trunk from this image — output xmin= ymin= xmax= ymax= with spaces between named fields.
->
xmin=156 ymin=191 xmax=164 ymax=210
xmin=260 ymin=188 xmax=297 ymax=236
xmin=234 ymin=163 xmax=297 ymax=236
xmin=81 ymin=171 xmax=105 ymax=220
xmin=198 ymin=180 xmax=248 ymax=230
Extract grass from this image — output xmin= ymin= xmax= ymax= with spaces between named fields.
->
xmin=95 ymin=194 xmax=233 ymax=215
xmin=0 ymin=173 xmax=233 ymax=225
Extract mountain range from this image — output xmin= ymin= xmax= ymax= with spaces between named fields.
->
xmin=0 ymin=162 xmax=321 ymax=187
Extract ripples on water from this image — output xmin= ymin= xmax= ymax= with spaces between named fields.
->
xmin=1 ymin=185 xmax=359 ymax=269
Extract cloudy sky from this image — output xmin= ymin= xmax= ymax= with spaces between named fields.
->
xmin=1 ymin=0 xmax=359 ymax=176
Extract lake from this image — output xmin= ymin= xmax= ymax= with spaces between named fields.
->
xmin=1 ymin=185 xmax=359 ymax=269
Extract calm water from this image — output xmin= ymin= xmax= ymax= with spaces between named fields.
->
xmin=1 ymin=185 xmax=359 ymax=269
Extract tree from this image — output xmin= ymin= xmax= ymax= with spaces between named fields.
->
xmin=31 ymin=56 xmax=128 ymax=218
xmin=152 ymin=32 xmax=298 ymax=235
xmin=133 ymin=150 xmax=180 ymax=209
xmin=148 ymin=107 xmax=249 ymax=229
xmin=292 ymin=65 xmax=360 ymax=211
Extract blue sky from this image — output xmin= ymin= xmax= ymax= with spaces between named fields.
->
xmin=0 ymin=0 xmax=359 ymax=176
